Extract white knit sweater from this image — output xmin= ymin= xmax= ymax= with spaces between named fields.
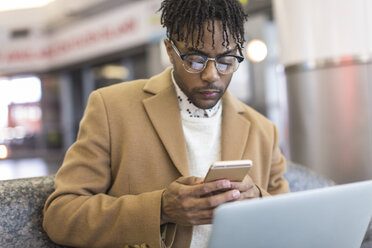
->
xmin=180 ymin=108 xmax=222 ymax=248
xmin=171 ymin=69 xmax=222 ymax=247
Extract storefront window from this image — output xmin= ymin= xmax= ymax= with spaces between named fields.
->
xmin=0 ymin=76 xmax=42 ymax=145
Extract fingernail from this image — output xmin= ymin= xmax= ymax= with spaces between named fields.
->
xmin=223 ymin=180 xmax=231 ymax=188
xmin=232 ymin=190 xmax=240 ymax=199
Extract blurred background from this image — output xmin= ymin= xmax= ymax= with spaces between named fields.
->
xmin=0 ymin=0 xmax=371 ymax=184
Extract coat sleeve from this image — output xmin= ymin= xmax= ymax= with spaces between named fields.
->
xmin=43 ymin=91 xmax=173 ymax=248
xmin=257 ymin=124 xmax=290 ymax=197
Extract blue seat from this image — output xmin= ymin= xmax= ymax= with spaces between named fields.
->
xmin=284 ymin=162 xmax=335 ymax=191
xmin=0 ymin=174 xmax=66 ymax=248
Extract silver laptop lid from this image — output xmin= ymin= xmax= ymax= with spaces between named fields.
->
xmin=208 ymin=180 xmax=372 ymax=248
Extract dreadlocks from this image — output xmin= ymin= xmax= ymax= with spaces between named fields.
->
xmin=159 ymin=0 xmax=248 ymax=49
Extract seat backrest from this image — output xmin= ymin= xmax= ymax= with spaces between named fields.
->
xmin=0 ymin=175 xmax=67 ymax=248
xmin=284 ymin=161 xmax=335 ymax=191
xmin=0 ymin=164 xmax=370 ymax=248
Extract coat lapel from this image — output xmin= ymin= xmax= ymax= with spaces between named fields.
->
xmin=142 ymin=68 xmax=190 ymax=176
xmin=221 ymin=91 xmax=251 ymax=161
xmin=142 ymin=68 xmax=251 ymax=174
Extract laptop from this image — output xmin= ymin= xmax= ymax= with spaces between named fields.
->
xmin=208 ymin=180 xmax=372 ymax=248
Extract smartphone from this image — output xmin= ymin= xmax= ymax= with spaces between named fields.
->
xmin=204 ymin=160 xmax=253 ymax=183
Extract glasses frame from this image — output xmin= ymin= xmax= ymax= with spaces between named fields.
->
xmin=169 ymin=40 xmax=244 ymax=74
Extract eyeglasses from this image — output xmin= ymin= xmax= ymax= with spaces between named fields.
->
xmin=170 ymin=40 xmax=244 ymax=75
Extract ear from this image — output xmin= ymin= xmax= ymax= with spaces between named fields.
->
xmin=163 ymin=39 xmax=175 ymax=65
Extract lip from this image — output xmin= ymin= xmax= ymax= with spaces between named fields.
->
xmin=198 ymin=90 xmax=220 ymax=99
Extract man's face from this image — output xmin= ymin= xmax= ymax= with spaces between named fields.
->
xmin=164 ymin=22 xmax=239 ymax=109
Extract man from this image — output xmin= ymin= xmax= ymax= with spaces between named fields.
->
xmin=43 ymin=0 xmax=289 ymax=247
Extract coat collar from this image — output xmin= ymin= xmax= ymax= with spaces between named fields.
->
xmin=143 ymin=67 xmax=174 ymax=94
xmin=142 ymin=67 xmax=251 ymax=176
xmin=221 ymin=91 xmax=251 ymax=161
xmin=142 ymin=67 xmax=190 ymax=176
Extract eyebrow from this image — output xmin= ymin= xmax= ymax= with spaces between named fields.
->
xmin=185 ymin=46 xmax=238 ymax=57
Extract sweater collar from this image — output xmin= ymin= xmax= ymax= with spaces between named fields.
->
xmin=171 ymin=69 xmax=221 ymax=118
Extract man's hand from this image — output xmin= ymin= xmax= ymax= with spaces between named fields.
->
xmin=230 ymin=175 xmax=261 ymax=200
xmin=161 ymin=177 xmax=240 ymax=226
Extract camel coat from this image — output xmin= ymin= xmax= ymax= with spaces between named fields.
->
xmin=43 ymin=67 xmax=289 ymax=248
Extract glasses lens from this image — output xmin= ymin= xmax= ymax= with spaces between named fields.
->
xmin=216 ymin=56 xmax=239 ymax=74
xmin=179 ymin=51 xmax=242 ymax=74
xmin=183 ymin=55 xmax=206 ymax=72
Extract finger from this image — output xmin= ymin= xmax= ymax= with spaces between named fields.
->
xmin=185 ymin=208 xmax=215 ymax=221
xmin=174 ymin=181 xmax=211 ymax=201
xmin=192 ymin=189 xmax=240 ymax=209
xmin=236 ymin=185 xmax=260 ymax=200
xmin=193 ymin=177 xmax=204 ymax=184
xmin=191 ymin=217 xmax=213 ymax=225
xmin=230 ymin=181 xmax=254 ymax=192
xmin=239 ymin=189 xmax=257 ymax=199
xmin=191 ymin=180 xmax=232 ymax=197
xmin=176 ymin=176 xmax=204 ymax=185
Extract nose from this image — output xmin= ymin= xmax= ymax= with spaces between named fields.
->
xmin=200 ymin=60 xmax=220 ymax=83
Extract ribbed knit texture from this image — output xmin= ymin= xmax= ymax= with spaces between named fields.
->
xmin=181 ymin=108 xmax=222 ymax=248
xmin=171 ymin=69 xmax=222 ymax=247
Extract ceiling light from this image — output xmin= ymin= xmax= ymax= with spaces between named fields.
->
xmin=0 ymin=144 xmax=8 ymax=159
xmin=246 ymin=39 xmax=268 ymax=63
xmin=0 ymin=0 xmax=55 ymax=12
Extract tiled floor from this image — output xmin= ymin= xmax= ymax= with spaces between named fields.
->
xmin=0 ymin=158 xmax=61 ymax=181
